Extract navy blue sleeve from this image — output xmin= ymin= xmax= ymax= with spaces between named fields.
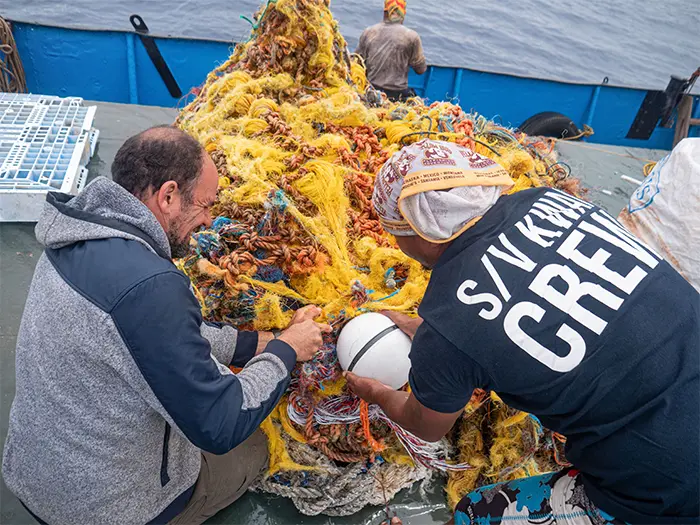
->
xmin=231 ymin=331 xmax=258 ymax=367
xmin=200 ymin=321 xmax=259 ymax=367
xmin=408 ymin=321 xmax=488 ymax=413
xmin=112 ymin=271 xmax=295 ymax=454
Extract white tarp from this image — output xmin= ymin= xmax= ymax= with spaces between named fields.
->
xmin=618 ymin=138 xmax=700 ymax=292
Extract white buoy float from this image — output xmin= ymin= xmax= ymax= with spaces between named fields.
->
xmin=336 ymin=312 xmax=412 ymax=389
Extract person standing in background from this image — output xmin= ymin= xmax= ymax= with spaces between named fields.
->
xmin=356 ymin=0 xmax=427 ymax=101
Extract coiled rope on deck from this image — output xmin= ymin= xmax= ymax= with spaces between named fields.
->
xmin=0 ymin=18 xmax=27 ymax=93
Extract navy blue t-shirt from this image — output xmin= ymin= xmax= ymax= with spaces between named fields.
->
xmin=410 ymin=188 xmax=699 ymax=524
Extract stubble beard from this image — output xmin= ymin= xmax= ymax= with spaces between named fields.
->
xmin=167 ymin=215 xmax=193 ymax=259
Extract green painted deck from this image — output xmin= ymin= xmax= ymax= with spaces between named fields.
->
xmin=0 ymin=101 xmax=668 ymax=525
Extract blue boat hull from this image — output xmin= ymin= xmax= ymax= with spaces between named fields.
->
xmin=11 ymin=21 xmax=699 ymax=150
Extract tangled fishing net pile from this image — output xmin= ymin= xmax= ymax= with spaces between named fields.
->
xmin=177 ymin=0 xmax=577 ymax=517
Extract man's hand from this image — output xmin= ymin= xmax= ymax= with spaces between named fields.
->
xmin=381 ymin=310 xmax=423 ymax=340
xmin=288 ymin=305 xmax=322 ymax=326
xmin=278 ymin=318 xmax=331 ymax=362
xmin=256 ymin=306 xmax=325 ymax=357
xmin=344 ymin=371 xmax=395 ymax=405
xmin=347 ymin=371 xmax=462 ymax=443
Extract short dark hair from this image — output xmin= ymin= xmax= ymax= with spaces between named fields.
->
xmin=112 ymin=125 xmax=205 ymax=201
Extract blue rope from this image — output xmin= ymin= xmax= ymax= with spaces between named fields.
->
xmin=372 ymin=289 xmax=401 ymax=302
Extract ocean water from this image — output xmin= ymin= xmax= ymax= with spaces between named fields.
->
xmin=3 ymin=0 xmax=699 ymax=91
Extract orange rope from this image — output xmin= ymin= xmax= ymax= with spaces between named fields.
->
xmin=360 ymin=399 xmax=385 ymax=454
xmin=552 ymin=432 xmax=571 ymax=467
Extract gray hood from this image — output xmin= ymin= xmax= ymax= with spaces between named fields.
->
xmin=35 ymin=177 xmax=171 ymax=259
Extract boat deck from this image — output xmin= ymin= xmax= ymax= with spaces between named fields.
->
xmin=0 ymin=101 xmax=669 ymax=525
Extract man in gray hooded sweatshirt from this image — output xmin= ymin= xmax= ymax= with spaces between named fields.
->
xmin=2 ymin=126 xmax=329 ymax=524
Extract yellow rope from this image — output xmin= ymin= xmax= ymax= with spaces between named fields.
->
xmin=643 ymin=161 xmax=657 ymax=177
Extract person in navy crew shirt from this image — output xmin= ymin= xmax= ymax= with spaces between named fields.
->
xmin=346 ymin=139 xmax=699 ymax=525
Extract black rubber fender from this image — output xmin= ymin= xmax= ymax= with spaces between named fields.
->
xmin=518 ymin=111 xmax=581 ymax=140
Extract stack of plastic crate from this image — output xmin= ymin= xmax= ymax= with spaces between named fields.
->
xmin=0 ymin=94 xmax=99 ymax=221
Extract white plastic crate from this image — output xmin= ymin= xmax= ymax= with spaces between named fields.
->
xmin=0 ymin=94 xmax=99 ymax=222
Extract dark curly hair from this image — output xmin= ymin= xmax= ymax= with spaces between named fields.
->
xmin=112 ymin=125 xmax=205 ymax=202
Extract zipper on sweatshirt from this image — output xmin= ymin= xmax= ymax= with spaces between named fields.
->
xmin=160 ymin=423 xmax=171 ymax=487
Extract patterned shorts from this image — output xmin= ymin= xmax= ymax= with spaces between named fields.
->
xmin=454 ymin=470 xmax=627 ymax=525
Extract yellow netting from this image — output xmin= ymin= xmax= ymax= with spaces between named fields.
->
xmin=177 ymin=0 xmax=574 ymax=512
